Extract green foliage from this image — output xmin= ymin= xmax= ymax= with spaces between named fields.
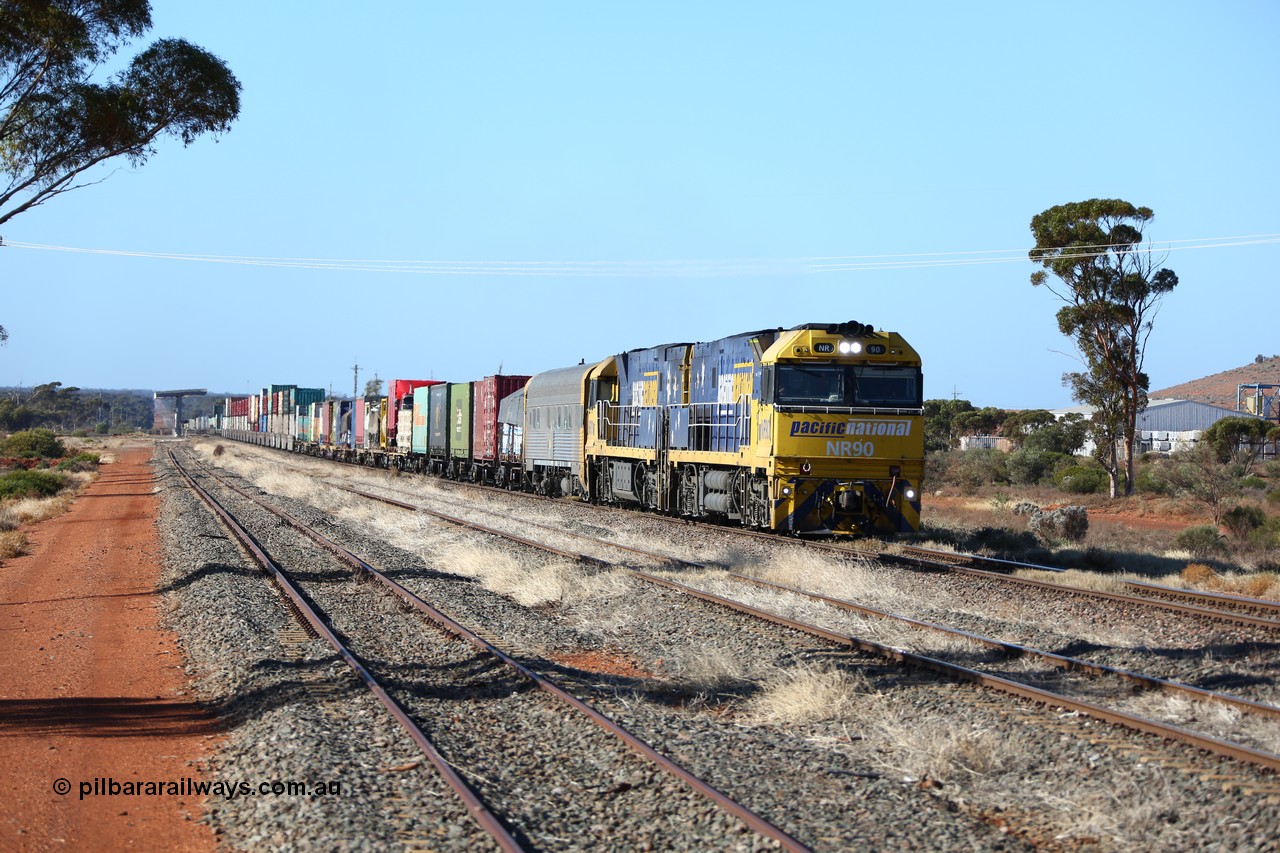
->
xmin=999 ymin=409 xmax=1057 ymax=444
xmin=1174 ymin=525 xmax=1228 ymax=558
xmin=1242 ymin=475 xmax=1267 ymax=490
xmin=923 ymin=399 xmax=975 ymax=452
xmin=1222 ymin=505 xmax=1266 ymax=541
xmin=1269 ymin=489 xmax=1280 ymax=506
xmin=1055 ymin=464 xmax=1107 ymax=494
xmin=1028 ymin=199 xmax=1177 ymax=497
xmin=1201 ymin=416 xmax=1280 ymax=474
xmin=1021 ymin=412 xmax=1090 ymax=455
xmin=0 ymin=398 xmax=34 ymax=431
xmin=952 ymin=406 xmax=1005 ymax=438
xmin=0 ymin=469 xmax=67 ymax=499
xmin=95 ymin=422 xmax=109 ymax=434
xmin=0 ymin=2 xmax=242 ymax=226
xmin=0 ymin=383 xmax=157 ymax=431
xmin=1 ymin=428 xmax=66 ymax=458
xmin=1144 ymin=445 xmax=1243 ymax=526
xmin=1134 ymin=462 xmax=1169 ymax=495
xmin=1250 ymin=517 xmax=1280 ymax=550
xmin=948 ymin=449 xmax=1009 ymax=494
xmin=55 ymin=452 xmax=100 ymax=472
xmin=1007 ymin=448 xmax=1070 ymax=485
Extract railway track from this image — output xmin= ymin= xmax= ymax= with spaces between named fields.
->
xmin=182 ymin=440 xmax=1280 ymax=845
xmin=241 ymin=439 xmax=1280 ymax=632
xmin=171 ymin=450 xmax=809 ymax=851
xmin=260 ymin=457 xmax=1280 ymax=775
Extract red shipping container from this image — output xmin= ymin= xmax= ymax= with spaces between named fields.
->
xmin=472 ymin=375 xmax=530 ymax=463
xmin=387 ymin=379 xmax=440 ymax=441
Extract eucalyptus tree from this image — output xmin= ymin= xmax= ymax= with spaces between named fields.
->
xmin=0 ymin=0 xmax=241 ymax=226
xmin=1029 ymin=199 xmax=1178 ymax=497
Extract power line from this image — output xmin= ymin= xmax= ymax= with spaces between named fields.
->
xmin=2 ymin=233 xmax=1278 ymax=277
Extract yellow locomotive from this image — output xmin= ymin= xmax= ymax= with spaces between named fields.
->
xmin=583 ymin=321 xmax=923 ymax=535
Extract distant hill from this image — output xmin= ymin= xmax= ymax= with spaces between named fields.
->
xmin=1151 ymin=355 xmax=1280 ymax=411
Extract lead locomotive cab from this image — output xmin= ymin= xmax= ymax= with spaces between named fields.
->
xmin=585 ymin=321 xmax=925 ymax=536
xmin=765 ymin=322 xmax=924 ymax=535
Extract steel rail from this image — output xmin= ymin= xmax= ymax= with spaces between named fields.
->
xmin=224 ymin=438 xmax=1280 ymax=626
xmin=629 ymin=570 xmax=1280 ymax=774
xmin=721 ymin=571 xmax=1280 ymax=722
xmin=273 ymin=460 xmax=1280 ymax=772
xmin=876 ymin=548 xmax=1280 ymax=632
xmin=897 ymin=544 xmax=1280 ymax=619
xmin=183 ymin=453 xmax=812 ymax=852
xmin=327 ymin=480 xmax=697 ymax=567
xmin=314 ymin=470 xmax=1280 ymax=725
xmin=337 ymin=483 xmax=611 ymax=568
xmin=168 ymin=452 xmax=523 ymax=851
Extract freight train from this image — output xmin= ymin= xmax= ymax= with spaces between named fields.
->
xmin=198 ymin=321 xmax=924 ymax=535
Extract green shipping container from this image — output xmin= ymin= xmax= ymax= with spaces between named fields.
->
xmin=449 ymin=382 xmax=473 ymax=460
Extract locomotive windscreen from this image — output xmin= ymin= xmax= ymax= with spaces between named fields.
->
xmin=775 ymin=364 xmax=920 ymax=408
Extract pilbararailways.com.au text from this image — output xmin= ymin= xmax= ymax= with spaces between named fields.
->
xmin=58 ymin=776 xmax=343 ymax=801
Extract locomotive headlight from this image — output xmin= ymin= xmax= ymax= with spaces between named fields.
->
xmin=781 ymin=486 xmax=792 ymax=496
xmin=838 ymin=340 xmax=862 ymax=355
xmin=904 ymin=488 xmax=917 ymax=501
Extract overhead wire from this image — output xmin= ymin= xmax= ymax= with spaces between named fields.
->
xmin=2 ymin=233 xmax=1278 ymax=277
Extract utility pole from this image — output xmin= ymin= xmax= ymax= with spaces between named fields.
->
xmin=351 ymin=358 xmax=360 ymax=449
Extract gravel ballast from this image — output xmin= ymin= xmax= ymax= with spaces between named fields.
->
xmin=159 ymin=442 xmax=1280 ymax=849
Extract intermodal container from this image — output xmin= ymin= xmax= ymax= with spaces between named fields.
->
xmin=411 ymin=387 xmax=431 ymax=454
xmin=387 ymin=380 xmax=436 ymax=444
xmin=449 ymin=382 xmax=473 ymax=460
xmin=473 ymin=375 xmax=531 ymax=463
xmin=428 ymin=384 xmax=450 ymax=458
xmin=497 ymin=388 xmax=525 ymax=463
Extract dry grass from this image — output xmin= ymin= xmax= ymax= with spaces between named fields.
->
xmin=2 ymin=492 xmax=77 ymax=526
xmin=865 ymin=698 xmax=1024 ymax=785
xmin=0 ymin=530 xmax=27 ymax=559
xmin=0 ymin=467 xmax=97 ymax=564
xmin=862 ymin=700 xmax=1193 ymax=847
xmin=1013 ymin=567 xmax=1128 ymax=594
xmin=1175 ymin=563 xmax=1280 ymax=600
xmin=743 ymin=665 xmax=870 ymax=725
xmin=1017 ymin=560 xmax=1280 ymax=603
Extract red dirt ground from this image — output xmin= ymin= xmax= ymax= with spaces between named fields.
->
xmin=0 ymin=443 xmax=218 ymax=852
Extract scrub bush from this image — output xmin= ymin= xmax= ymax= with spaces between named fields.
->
xmin=1 ymin=429 xmax=66 ymax=459
xmin=1174 ymin=525 xmax=1228 ymax=558
xmin=1006 ymin=449 xmax=1068 ymax=486
xmin=55 ymin=452 xmax=100 ymax=472
xmin=0 ymin=469 xmax=67 ymax=499
xmin=1222 ymin=505 xmax=1266 ymax=541
xmin=1055 ymin=465 xmax=1107 ymax=494
xmin=1028 ymin=506 xmax=1089 ymax=543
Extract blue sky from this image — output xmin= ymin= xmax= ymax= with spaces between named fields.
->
xmin=2 ymin=1 xmax=1278 ymax=408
